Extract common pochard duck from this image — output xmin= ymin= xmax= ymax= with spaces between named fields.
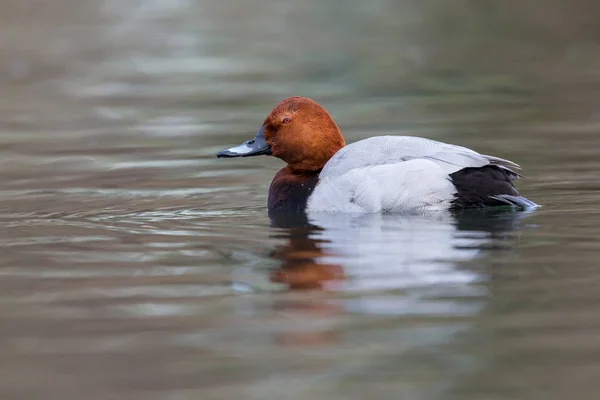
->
xmin=217 ymin=97 xmax=537 ymax=214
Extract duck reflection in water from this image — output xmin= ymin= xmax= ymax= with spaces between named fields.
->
xmin=264 ymin=209 xmax=533 ymax=349
xmin=262 ymin=210 xmax=529 ymax=354
xmin=268 ymin=210 xmax=532 ymax=300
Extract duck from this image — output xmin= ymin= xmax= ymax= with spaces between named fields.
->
xmin=217 ymin=96 xmax=537 ymax=214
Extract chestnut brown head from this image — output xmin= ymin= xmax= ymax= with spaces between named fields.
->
xmin=218 ymin=97 xmax=345 ymax=172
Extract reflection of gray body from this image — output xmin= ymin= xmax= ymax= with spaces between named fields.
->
xmin=309 ymin=212 xmax=482 ymax=313
xmin=305 ymin=211 xmax=530 ymax=314
xmin=294 ymin=211 xmax=530 ymax=400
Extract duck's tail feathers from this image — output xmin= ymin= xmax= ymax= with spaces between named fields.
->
xmin=481 ymin=154 xmax=524 ymax=179
xmin=489 ymin=194 xmax=540 ymax=210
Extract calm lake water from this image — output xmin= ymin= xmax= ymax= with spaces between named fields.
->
xmin=2 ymin=1 xmax=600 ymax=399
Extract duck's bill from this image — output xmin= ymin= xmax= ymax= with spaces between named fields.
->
xmin=217 ymin=125 xmax=272 ymax=158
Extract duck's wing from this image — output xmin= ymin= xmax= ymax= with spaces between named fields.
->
xmin=310 ymin=136 xmax=528 ymax=213
xmin=309 ymin=158 xmax=459 ymax=213
xmin=319 ymin=136 xmax=521 ymax=180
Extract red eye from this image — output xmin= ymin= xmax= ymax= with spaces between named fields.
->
xmin=282 ymin=117 xmax=292 ymax=125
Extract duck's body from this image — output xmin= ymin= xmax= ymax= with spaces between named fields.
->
xmin=218 ymin=97 xmax=536 ymax=214
xmin=306 ymin=135 xmax=535 ymax=213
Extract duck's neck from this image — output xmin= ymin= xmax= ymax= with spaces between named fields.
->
xmin=268 ymin=166 xmax=320 ymax=214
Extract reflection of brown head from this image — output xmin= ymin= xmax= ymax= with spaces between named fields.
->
xmin=262 ymin=97 xmax=345 ymax=172
xmin=268 ymin=226 xmax=345 ymax=347
xmin=269 ymin=227 xmax=345 ymax=290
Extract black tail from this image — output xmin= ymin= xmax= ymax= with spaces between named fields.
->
xmin=449 ymin=165 xmax=537 ymax=210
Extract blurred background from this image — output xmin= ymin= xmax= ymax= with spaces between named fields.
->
xmin=1 ymin=1 xmax=600 ymax=399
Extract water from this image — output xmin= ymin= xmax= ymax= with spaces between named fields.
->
xmin=1 ymin=1 xmax=600 ymax=399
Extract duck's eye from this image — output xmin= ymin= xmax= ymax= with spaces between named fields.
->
xmin=282 ymin=117 xmax=292 ymax=125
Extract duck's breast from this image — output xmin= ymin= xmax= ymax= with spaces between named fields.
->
xmin=268 ymin=167 xmax=319 ymax=214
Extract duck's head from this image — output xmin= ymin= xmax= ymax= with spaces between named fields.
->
xmin=217 ymin=97 xmax=345 ymax=172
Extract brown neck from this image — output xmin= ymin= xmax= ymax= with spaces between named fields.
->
xmin=268 ymin=167 xmax=320 ymax=214
xmin=287 ymin=129 xmax=345 ymax=173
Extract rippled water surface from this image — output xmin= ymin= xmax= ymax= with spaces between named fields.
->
xmin=2 ymin=1 xmax=600 ymax=399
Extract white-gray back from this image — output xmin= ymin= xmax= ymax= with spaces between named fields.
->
xmin=319 ymin=136 xmax=520 ymax=179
